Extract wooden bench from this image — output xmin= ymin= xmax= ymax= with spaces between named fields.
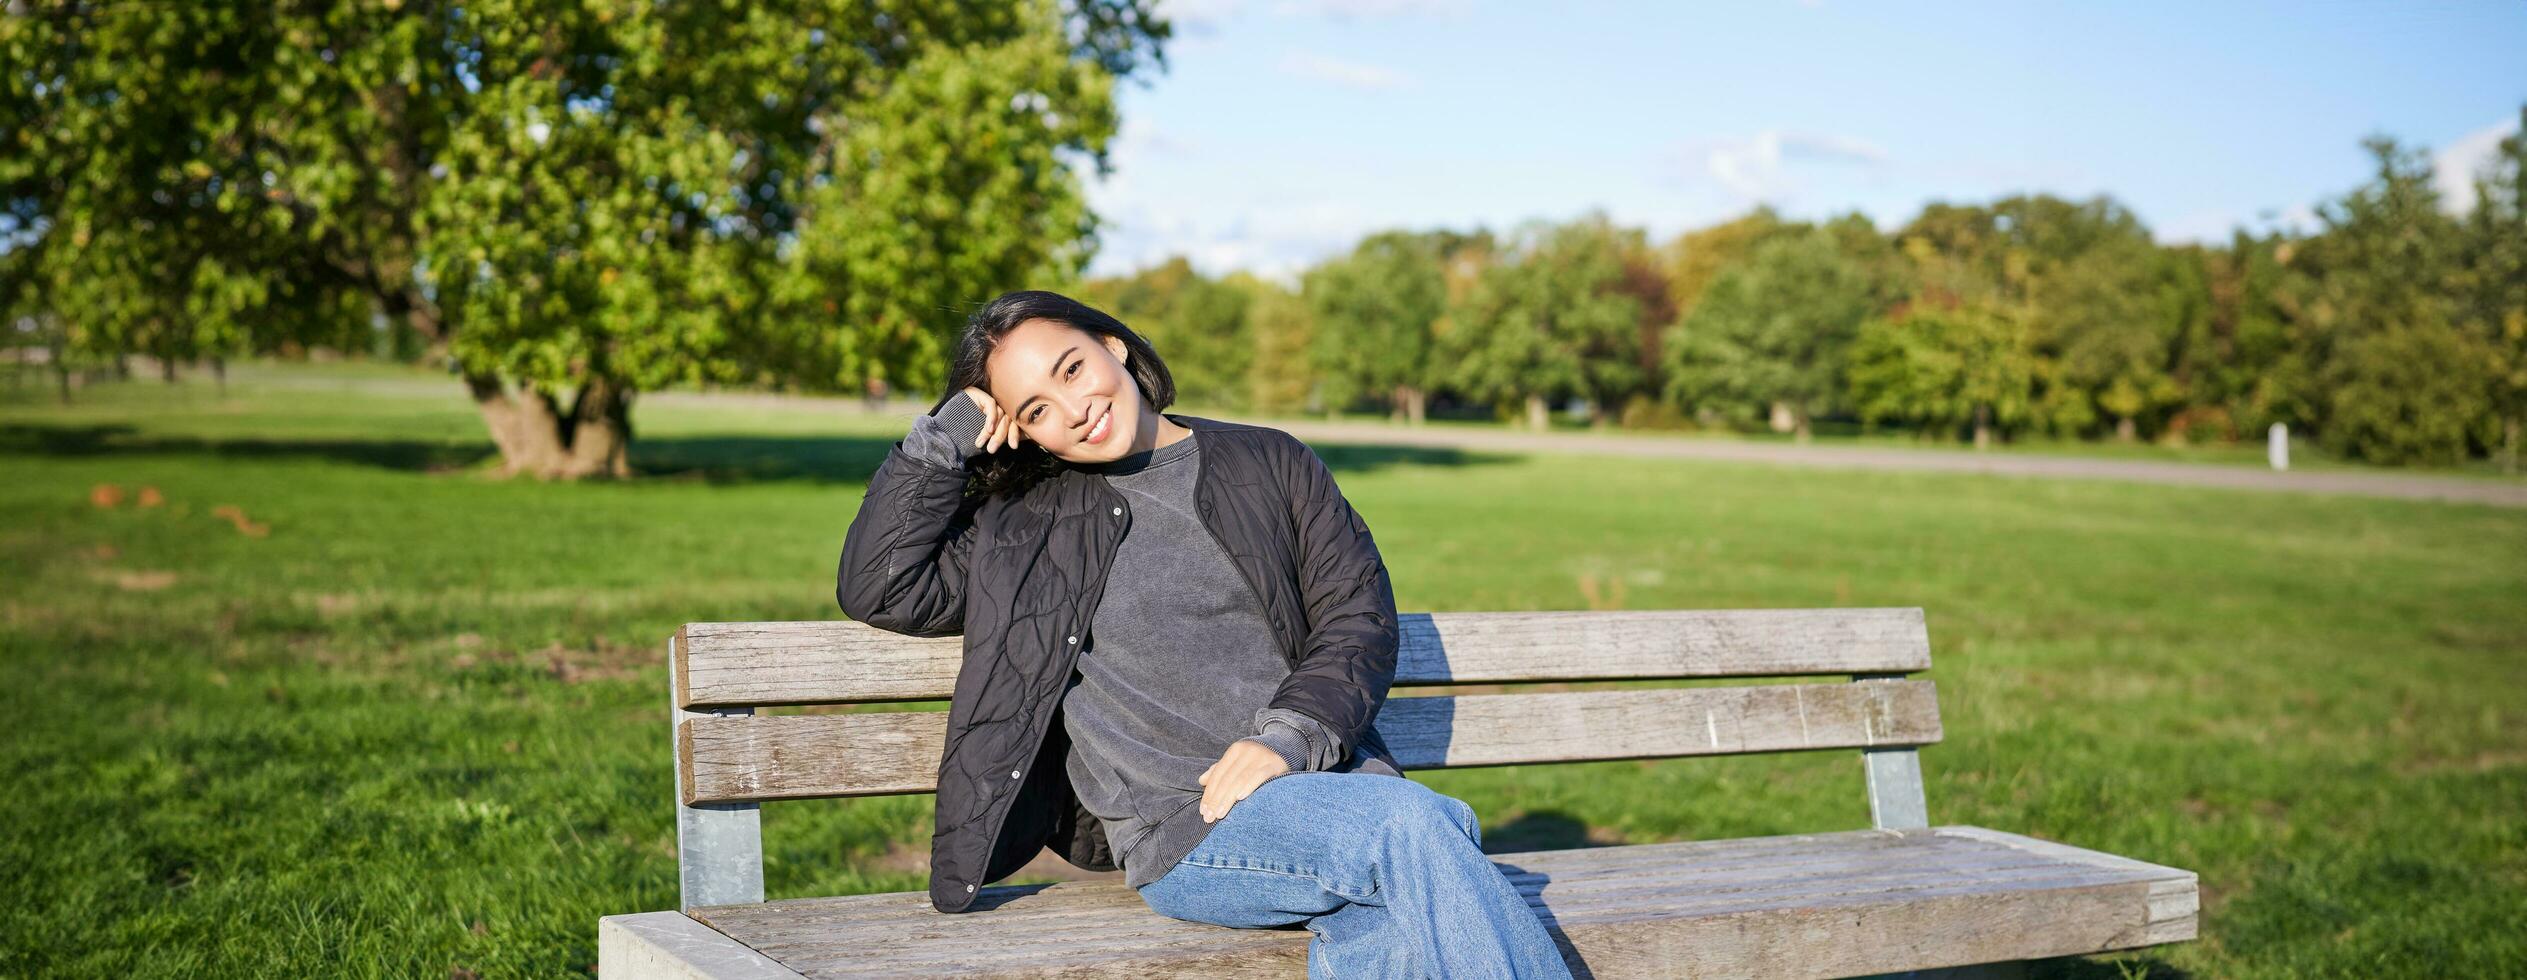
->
xmin=599 ymin=608 xmax=2197 ymax=978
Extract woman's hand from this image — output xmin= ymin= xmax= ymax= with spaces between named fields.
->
xmin=1196 ymin=738 xmax=1292 ymax=823
xmin=961 ymin=386 xmax=1026 ymax=454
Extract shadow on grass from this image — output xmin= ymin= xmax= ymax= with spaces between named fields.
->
xmin=2030 ymin=956 xmax=2195 ymax=979
xmin=2 ymin=421 xmax=1517 ymax=485
xmin=0 ymin=422 xmax=494 ymax=472
xmin=1480 ymin=808 xmax=1625 ymax=854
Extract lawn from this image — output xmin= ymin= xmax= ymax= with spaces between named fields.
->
xmin=2 ymin=361 xmax=2521 ymax=977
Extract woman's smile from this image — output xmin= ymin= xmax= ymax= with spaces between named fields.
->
xmin=1082 ymin=404 xmax=1113 ymax=444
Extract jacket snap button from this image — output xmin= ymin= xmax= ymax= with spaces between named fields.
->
xmin=966 ymin=884 xmax=976 ymax=893
xmin=1010 ymin=769 xmax=1022 ymax=779
xmin=1067 ymin=635 xmax=1077 ymax=644
xmin=1111 ymin=506 xmax=1122 ymax=516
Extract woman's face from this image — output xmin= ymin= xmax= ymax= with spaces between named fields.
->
xmin=983 ymin=317 xmax=1147 ymax=464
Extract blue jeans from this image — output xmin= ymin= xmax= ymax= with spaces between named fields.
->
xmin=1134 ymin=771 xmax=1575 ymax=980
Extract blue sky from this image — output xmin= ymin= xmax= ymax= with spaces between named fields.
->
xmin=1081 ymin=0 xmax=2527 ymax=280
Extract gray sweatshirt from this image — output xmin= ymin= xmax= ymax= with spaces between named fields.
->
xmin=898 ymin=396 xmax=1401 ymax=888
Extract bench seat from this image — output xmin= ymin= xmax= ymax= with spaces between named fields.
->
xmin=604 ymin=825 xmax=2197 ymax=979
xmin=603 ymin=611 xmax=2199 ymax=977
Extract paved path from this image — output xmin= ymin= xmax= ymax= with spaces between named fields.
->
xmin=1265 ymin=418 xmax=2527 ymax=509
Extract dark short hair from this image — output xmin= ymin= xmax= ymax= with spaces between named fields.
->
xmin=944 ymin=290 xmax=1176 ymax=498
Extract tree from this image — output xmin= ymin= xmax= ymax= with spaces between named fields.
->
xmin=2322 ymin=325 xmax=2495 ymax=467
xmin=1081 ymin=257 xmax=1252 ymax=410
xmin=2294 ymin=137 xmax=2491 ymax=465
xmin=2460 ymin=107 xmax=2527 ymax=472
xmin=1442 ymin=214 xmax=1648 ymax=430
xmin=1662 ymin=228 xmax=1877 ymax=440
xmin=1230 ymin=273 xmax=1315 ymax=415
xmin=1658 ymin=206 xmax=1793 ymax=323
xmin=1848 ymin=303 xmax=2036 ymax=450
xmin=1 ymin=0 xmax=1167 ymax=478
xmin=2034 ymin=240 xmax=2194 ymax=441
xmin=2192 ymin=230 xmax=2316 ymax=438
xmin=1302 ymin=229 xmax=1480 ymax=424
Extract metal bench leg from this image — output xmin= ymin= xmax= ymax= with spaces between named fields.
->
xmin=673 ymin=634 xmax=764 ymax=910
xmin=1854 ymin=673 xmax=1929 ymax=831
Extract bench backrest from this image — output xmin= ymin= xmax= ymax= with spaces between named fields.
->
xmin=667 ymin=607 xmax=1940 ymax=909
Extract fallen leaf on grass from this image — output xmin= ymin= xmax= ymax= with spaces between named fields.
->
xmin=136 ymin=486 xmax=165 ymax=507
xmin=1575 ymin=570 xmax=1628 ymax=611
xmin=209 ymin=504 xmax=271 ymax=538
xmin=89 ymin=484 xmax=125 ymax=508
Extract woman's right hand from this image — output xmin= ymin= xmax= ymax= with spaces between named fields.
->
xmin=962 ymin=386 xmax=1026 ymax=454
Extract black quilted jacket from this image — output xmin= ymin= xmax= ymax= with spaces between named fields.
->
xmin=835 ymin=403 xmax=1403 ymax=914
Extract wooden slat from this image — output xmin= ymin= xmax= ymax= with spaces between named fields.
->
xmin=680 ymin=681 xmax=1940 ymax=805
xmin=682 ymin=826 xmax=2198 ymax=979
xmin=677 ymin=608 xmax=1932 ymax=708
xmin=698 ymin=834 xmax=2078 ymax=942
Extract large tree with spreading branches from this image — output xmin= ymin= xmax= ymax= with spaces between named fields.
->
xmin=2 ymin=0 xmax=1166 ymax=477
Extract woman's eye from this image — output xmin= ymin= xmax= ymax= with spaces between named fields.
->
xmin=1066 ymin=360 xmax=1079 ymax=379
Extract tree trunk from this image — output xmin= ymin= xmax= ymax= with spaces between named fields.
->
xmin=1793 ymin=412 xmax=1812 ymax=444
xmin=50 ymin=330 xmax=70 ymax=404
xmin=1401 ymin=385 xmax=1426 ymax=426
xmin=560 ymin=376 xmax=634 ymax=479
xmin=212 ymin=357 xmax=227 ymax=396
xmin=1768 ymin=400 xmax=1796 ymax=434
xmin=466 ymin=371 xmax=573 ymax=478
xmin=1972 ymin=404 xmax=1992 ymax=451
xmin=113 ymin=352 xmax=130 ymax=380
xmin=464 ymin=371 xmax=637 ymax=480
xmin=2115 ymin=415 xmax=2137 ymax=442
xmin=1524 ymin=393 xmax=1549 ymax=432
xmin=160 ymin=356 xmax=177 ymax=383
xmin=2505 ymin=416 xmax=2521 ymax=476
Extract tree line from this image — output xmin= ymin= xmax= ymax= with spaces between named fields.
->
xmin=5 ymin=0 xmax=2518 ymax=474
xmin=1085 ymin=115 xmax=2526 ymax=472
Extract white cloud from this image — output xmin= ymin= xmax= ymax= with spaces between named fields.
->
xmin=1088 ymin=197 xmax=1372 ymax=283
xmin=1278 ymin=51 xmax=1414 ymax=91
xmin=2432 ymin=115 xmax=2519 ymax=214
xmin=1696 ymin=129 xmax=1890 ymax=201
xmin=1082 ymin=113 xmax=1367 ymax=282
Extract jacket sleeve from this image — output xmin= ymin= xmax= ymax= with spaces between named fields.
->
xmin=1259 ymin=433 xmax=1400 ymax=765
xmin=835 ymin=392 xmax=991 ymax=638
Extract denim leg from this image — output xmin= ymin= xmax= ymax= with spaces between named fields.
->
xmin=1135 ymin=772 xmax=1573 ymax=980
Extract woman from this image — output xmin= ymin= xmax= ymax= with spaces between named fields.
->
xmin=836 ymin=290 xmax=1572 ymax=978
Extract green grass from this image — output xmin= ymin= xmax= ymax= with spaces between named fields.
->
xmin=3 ymin=361 xmax=2521 ymax=978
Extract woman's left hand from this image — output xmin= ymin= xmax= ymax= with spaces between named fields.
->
xmin=1197 ymin=738 xmax=1291 ymax=823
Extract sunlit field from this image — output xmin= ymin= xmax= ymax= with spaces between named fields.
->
xmin=3 ymin=361 xmax=2520 ymax=977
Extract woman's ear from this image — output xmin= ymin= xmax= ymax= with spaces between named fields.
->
xmin=1102 ymin=335 xmax=1129 ymax=366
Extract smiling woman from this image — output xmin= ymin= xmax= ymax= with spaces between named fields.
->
xmin=833 ymin=290 xmax=1574 ymax=975
xmin=924 ymin=291 xmax=1184 ymax=499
